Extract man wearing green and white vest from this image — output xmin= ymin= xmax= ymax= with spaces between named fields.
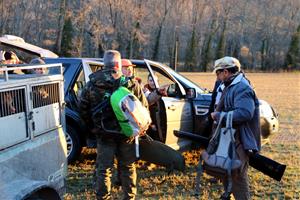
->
xmin=79 ymin=50 xmax=148 ymax=200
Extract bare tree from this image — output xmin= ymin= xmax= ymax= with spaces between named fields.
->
xmin=55 ymin=0 xmax=66 ymax=54
xmin=0 ymin=0 xmax=299 ymax=70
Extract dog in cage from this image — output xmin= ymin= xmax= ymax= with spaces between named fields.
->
xmin=0 ymin=91 xmax=16 ymax=117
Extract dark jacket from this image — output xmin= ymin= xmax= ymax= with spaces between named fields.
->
xmin=78 ymin=70 xmax=148 ymax=137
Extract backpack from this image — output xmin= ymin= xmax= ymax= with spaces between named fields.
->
xmin=195 ymin=111 xmax=241 ymax=199
xmin=110 ymin=86 xmax=151 ymax=137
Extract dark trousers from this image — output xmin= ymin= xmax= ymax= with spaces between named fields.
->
xmin=95 ymin=137 xmax=137 ymax=200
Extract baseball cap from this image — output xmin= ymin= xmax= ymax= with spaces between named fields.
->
xmin=121 ymin=59 xmax=136 ymax=68
xmin=213 ymin=56 xmax=241 ymax=73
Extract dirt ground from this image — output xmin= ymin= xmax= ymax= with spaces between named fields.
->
xmin=65 ymin=72 xmax=300 ymax=200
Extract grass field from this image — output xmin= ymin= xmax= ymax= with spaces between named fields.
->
xmin=65 ymin=73 xmax=300 ymax=200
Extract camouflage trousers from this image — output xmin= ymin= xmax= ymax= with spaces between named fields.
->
xmin=95 ymin=137 xmax=137 ymax=200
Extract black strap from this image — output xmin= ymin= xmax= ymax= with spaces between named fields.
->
xmin=91 ymin=99 xmax=110 ymax=117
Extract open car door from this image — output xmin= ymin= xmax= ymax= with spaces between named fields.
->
xmin=144 ymin=59 xmax=193 ymax=150
xmin=82 ymin=59 xmax=104 ymax=81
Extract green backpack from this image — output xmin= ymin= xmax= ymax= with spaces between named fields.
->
xmin=110 ymin=86 xmax=151 ymax=137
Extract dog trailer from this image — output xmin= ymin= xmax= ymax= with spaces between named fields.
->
xmin=0 ymin=63 xmax=67 ymax=200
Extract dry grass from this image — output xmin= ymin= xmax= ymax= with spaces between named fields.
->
xmin=65 ymin=72 xmax=300 ymax=200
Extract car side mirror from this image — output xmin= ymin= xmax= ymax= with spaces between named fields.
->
xmin=186 ymin=88 xmax=196 ymax=99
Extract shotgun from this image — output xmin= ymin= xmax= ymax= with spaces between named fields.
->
xmin=174 ymin=130 xmax=286 ymax=181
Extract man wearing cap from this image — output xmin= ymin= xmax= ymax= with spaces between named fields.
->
xmin=122 ymin=59 xmax=136 ymax=78
xmin=78 ymin=50 xmax=148 ymax=200
xmin=211 ymin=56 xmax=261 ymax=199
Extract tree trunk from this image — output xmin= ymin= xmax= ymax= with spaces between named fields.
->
xmin=55 ymin=0 xmax=66 ymax=54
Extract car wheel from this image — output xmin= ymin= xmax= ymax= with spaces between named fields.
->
xmin=65 ymin=125 xmax=82 ymax=163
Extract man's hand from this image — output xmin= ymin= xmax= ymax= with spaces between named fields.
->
xmin=211 ymin=111 xmax=221 ymax=122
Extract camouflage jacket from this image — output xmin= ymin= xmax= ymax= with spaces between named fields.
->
xmin=78 ymin=70 xmax=148 ymax=137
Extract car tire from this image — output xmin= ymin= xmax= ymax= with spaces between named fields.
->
xmin=65 ymin=125 xmax=82 ymax=163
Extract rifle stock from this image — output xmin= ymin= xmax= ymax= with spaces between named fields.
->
xmin=174 ymin=130 xmax=286 ymax=181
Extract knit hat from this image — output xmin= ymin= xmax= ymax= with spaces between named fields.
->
xmin=103 ymin=50 xmax=122 ymax=73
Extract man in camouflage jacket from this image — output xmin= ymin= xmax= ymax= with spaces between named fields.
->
xmin=78 ymin=50 xmax=148 ymax=200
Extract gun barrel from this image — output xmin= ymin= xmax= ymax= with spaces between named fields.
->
xmin=174 ymin=130 xmax=286 ymax=181
xmin=249 ymin=153 xmax=286 ymax=181
xmin=174 ymin=130 xmax=209 ymax=147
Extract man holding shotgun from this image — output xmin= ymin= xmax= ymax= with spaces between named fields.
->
xmin=210 ymin=56 xmax=261 ymax=199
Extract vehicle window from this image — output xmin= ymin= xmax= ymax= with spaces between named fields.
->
xmin=134 ymin=64 xmax=176 ymax=88
xmin=170 ymin=70 xmax=205 ymax=94
xmin=89 ymin=64 xmax=104 ymax=73
xmin=151 ymin=66 xmax=176 ymax=88
xmin=73 ymin=69 xmax=85 ymax=98
xmin=135 ymin=63 xmax=181 ymax=97
xmin=48 ymin=63 xmax=69 ymax=74
xmin=134 ymin=67 xmax=150 ymax=85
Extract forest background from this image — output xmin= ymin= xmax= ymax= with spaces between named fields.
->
xmin=1 ymin=0 xmax=299 ymax=71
